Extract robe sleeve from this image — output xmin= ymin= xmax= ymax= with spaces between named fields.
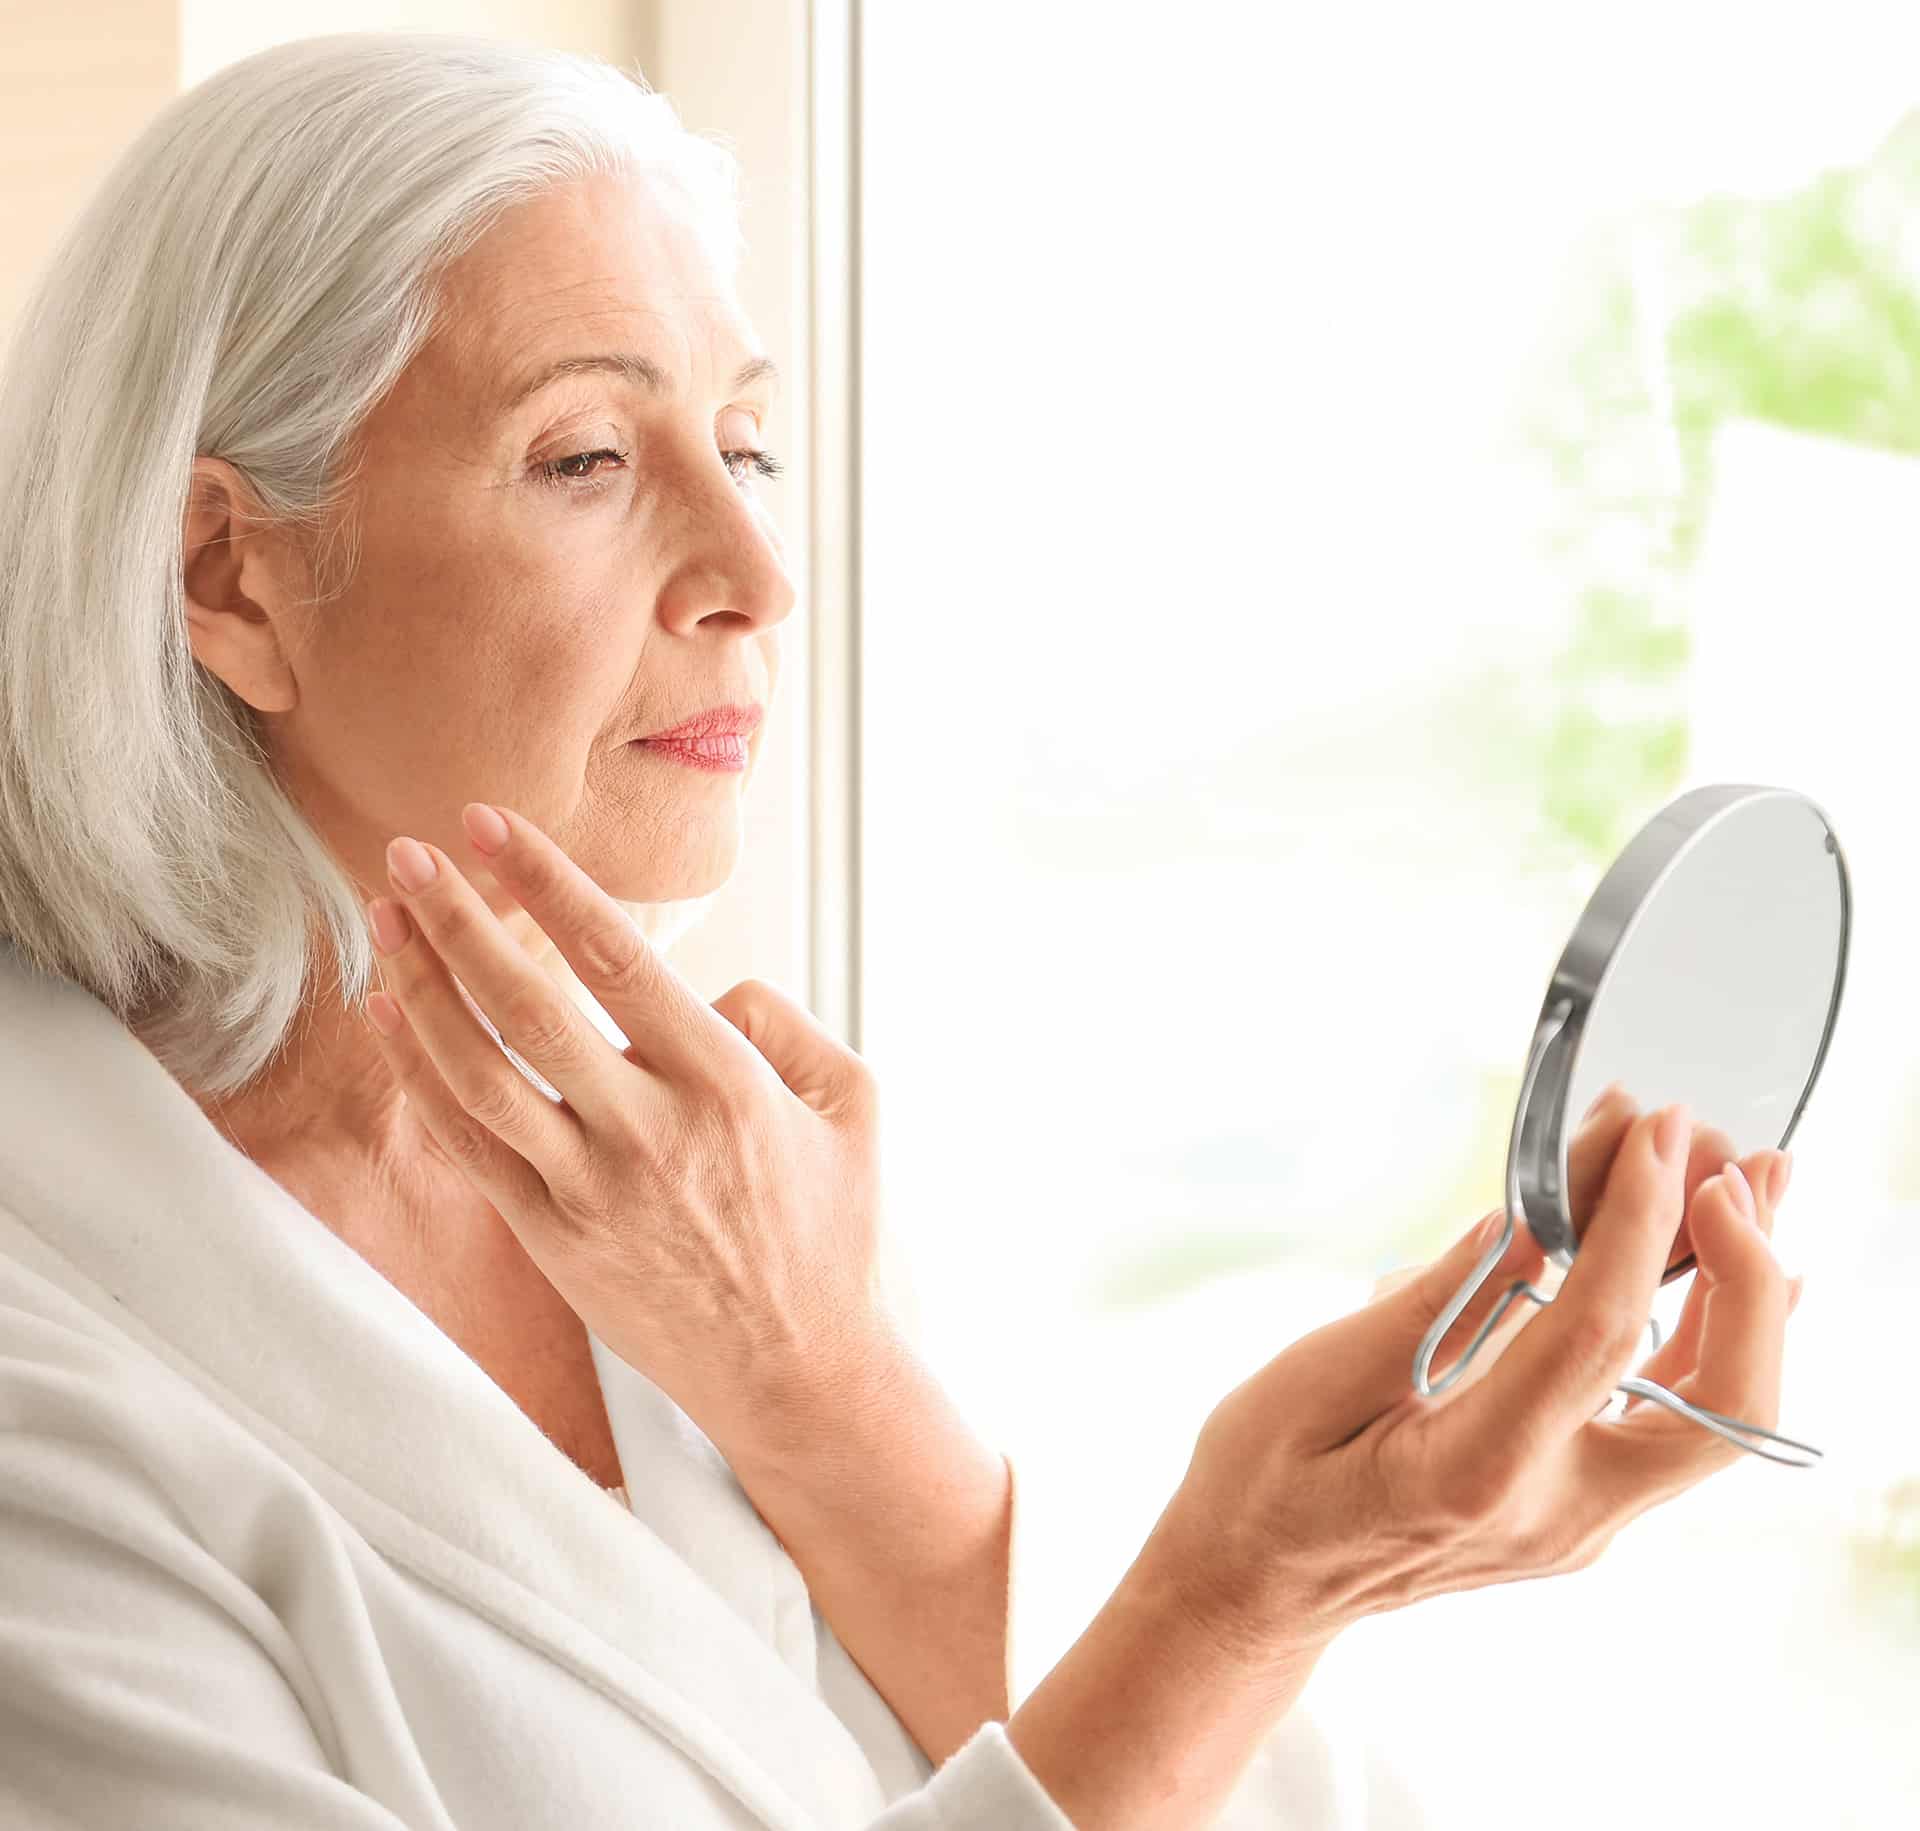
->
xmin=861 ymin=1719 xmax=1078 ymax=1829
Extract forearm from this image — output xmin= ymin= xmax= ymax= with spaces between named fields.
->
xmin=721 ymin=1326 xmax=1015 ymax=1767
xmin=1006 ymin=1482 xmax=1340 ymax=1831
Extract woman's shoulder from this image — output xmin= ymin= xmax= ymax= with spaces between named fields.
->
xmin=0 ymin=1193 xmax=315 ymax=1547
xmin=0 ymin=1193 xmax=161 ymax=1382
xmin=0 ymin=1192 xmax=206 ymax=1396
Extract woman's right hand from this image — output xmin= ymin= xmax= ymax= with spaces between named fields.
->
xmin=1164 ymin=1086 xmax=1802 ymax=1657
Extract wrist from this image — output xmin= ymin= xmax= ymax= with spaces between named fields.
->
xmin=706 ymin=1315 xmax=1018 ymax=1761
xmin=717 ymin=1309 xmax=927 ymax=1491
xmin=1142 ymin=1473 xmax=1348 ymax=1694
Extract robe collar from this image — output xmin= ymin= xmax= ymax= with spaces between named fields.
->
xmin=0 ymin=938 xmax=888 ymax=1830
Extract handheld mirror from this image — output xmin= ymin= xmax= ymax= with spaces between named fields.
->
xmin=1411 ymin=784 xmax=1850 ymax=1468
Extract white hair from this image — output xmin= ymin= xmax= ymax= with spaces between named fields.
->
xmin=0 ymin=32 xmax=743 ymax=1101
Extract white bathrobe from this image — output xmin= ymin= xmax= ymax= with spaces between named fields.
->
xmin=0 ymin=935 xmax=1412 ymax=1828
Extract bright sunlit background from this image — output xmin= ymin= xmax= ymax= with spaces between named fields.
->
xmin=859 ymin=5 xmax=1917 ymax=1826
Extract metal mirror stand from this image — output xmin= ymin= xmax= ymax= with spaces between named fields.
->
xmin=1410 ymin=997 xmax=1825 ymax=1469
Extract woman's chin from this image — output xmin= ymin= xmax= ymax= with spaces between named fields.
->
xmin=602 ymin=832 xmax=740 ymax=904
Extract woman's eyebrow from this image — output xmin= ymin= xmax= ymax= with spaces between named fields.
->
xmin=493 ymin=352 xmax=779 ymax=418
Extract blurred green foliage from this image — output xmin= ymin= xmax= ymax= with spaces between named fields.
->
xmin=1116 ymin=111 xmax=1920 ymax=1315
xmin=1849 ymin=1479 xmax=1920 ymax=1640
xmin=1459 ymin=110 xmax=1920 ymax=877
xmin=1086 ymin=1222 xmax=1315 ymax=1313
xmin=1081 ymin=104 xmax=1920 ymax=1639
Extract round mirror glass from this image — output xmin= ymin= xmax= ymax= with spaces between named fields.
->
xmin=1530 ymin=788 xmax=1849 ymax=1278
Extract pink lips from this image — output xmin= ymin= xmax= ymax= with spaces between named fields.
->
xmin=633 ymin=733 xmax=749 ymax=772
xmin=640 ymin=702 xmax=764 ymax=743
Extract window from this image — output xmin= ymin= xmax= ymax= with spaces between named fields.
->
xmin=858 ymin=5 xmax=1917 ymax=1821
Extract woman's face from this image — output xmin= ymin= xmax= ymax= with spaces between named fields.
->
xmin=187 ymin=165 xmax=794 ymax=947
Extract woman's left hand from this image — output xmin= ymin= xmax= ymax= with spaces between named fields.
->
xmin=1369 ymin=1083 xmax=1803 ymax=1411
xmin=359 ymin=800 xmax=897 ymax=1463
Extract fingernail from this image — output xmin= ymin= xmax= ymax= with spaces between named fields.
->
xmin=364 ymin=990 xmax=402 ymax=1035
xmin=1722 ymin=1159 xmax=1754 ymax=1220
xmin=366 ymin=897 xmax=409 ymax=955
xmin=1654 ymin=1102 xmax=1691 ymax=1165
xmin=463 ymin=802 xmax=510 ymax=855
xmin=387 ymin=836 xmax=437 ymax=893
xmin=1583 ymin=1080 xmax=1622 ymax=1122
xmin=1769 ymin=1150 xmax=1794 ymax=1206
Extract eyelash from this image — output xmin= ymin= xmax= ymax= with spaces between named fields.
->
xmin=533 ymin=444 xmax=785 ymax=493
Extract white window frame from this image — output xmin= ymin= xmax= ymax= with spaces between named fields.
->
xmin=647 ymin=0 xmax=863 ymax=1056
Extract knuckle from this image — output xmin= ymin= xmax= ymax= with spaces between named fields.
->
xmin=1435 ymin=1452 xmax=1515 ymax=1525
xmin=1562 ymin=1302 xmax=1646 ymax=1378
xmin=499 ymin=983 xmax=583 ymax=1065
xmin=674 ymin=1003 xmax=727 ymax=1077
xmin=431 ymin=895 xmax=486 ymax=953
xmin=560 ymin=1166 xmax=618 ymax=1243
xmin=576 ymin=915 xmax=650 ymax=995
xmin=548 ymin=1176 xmax=614 ymax=1249
xmin=1515 ymin=1510 xmax=1606 ymax=1576
xmin=649 ymin=1103 xmax=706 ymax=1175
xmin=463 ymin=1072 xmax=526 ymax=1138
xmin=705 ymin=1092 xmax=764 ymax=1169
xmin=436 ymin=1108 xmax=497 ymax=1171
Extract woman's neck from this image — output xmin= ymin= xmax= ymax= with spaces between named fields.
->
xmin=189 ymin=1055 xmax=628 ymax=1493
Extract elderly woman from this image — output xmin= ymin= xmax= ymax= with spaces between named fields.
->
xmin=0 ymin=31 xmax=1803 ymax=1831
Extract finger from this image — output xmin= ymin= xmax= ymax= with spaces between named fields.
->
xmin=384 ymin=832 xmax=629 ymax=1128
xmin=1297 ymin=1204 xmax=1550 ymax=1449
xmin=1620 ymin=1146 xmax=1775 ymax=1408
xmin=1567 ymin=1083 xmax=1737 ymax=1278
xmin=459 ymin=802 xmax=755 ymax=1091
xmin=1585 ymin=1139 xmax=1793 ymax=1489
xmin=1365 ymin=1256 xmax=1544 ymax=1391
xmin=367 ymin=870 xmax=590 ymax=1175
xmin=1663 ymin=1117 xmax=1744 ymax=1275
xmin=1370 ymin=1264 xmax=1420 ymax=1302
xmin=1434 ymin=1264 xmax=1554 ymax=1401
xmin=360 ymin=984 xmax=552 ymax=1221
xmin=1564 ymin=1082 xmax=1639 ymax=1238
xmin=1443 ymin=1103 xmax=1689 ymax=1473
xmin=710 ymin=976 xmax=870 ymax=1116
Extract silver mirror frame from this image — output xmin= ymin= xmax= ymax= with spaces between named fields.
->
xmin=1513 ymin=783 xmax=1851 ymax=1276
xmin=1411 ymin=784 xmax=1850 ymax=1469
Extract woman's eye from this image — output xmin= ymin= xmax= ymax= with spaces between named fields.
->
xmin=533 ymin=444 xmax=785 ymax=493
xmin=723 ymin=447 xmax=785 ymax=489
xmin=536 ymin=445 xmax=630 ymax=490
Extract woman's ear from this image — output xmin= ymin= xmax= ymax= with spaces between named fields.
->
xmin=181 ymin=453 xmax=302 ymax=714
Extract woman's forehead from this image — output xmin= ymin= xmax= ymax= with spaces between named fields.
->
xmin=433 ymin=175 xmax=750 ymax=389
xmin=455 ymin=171 xmax=728 ymax=312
